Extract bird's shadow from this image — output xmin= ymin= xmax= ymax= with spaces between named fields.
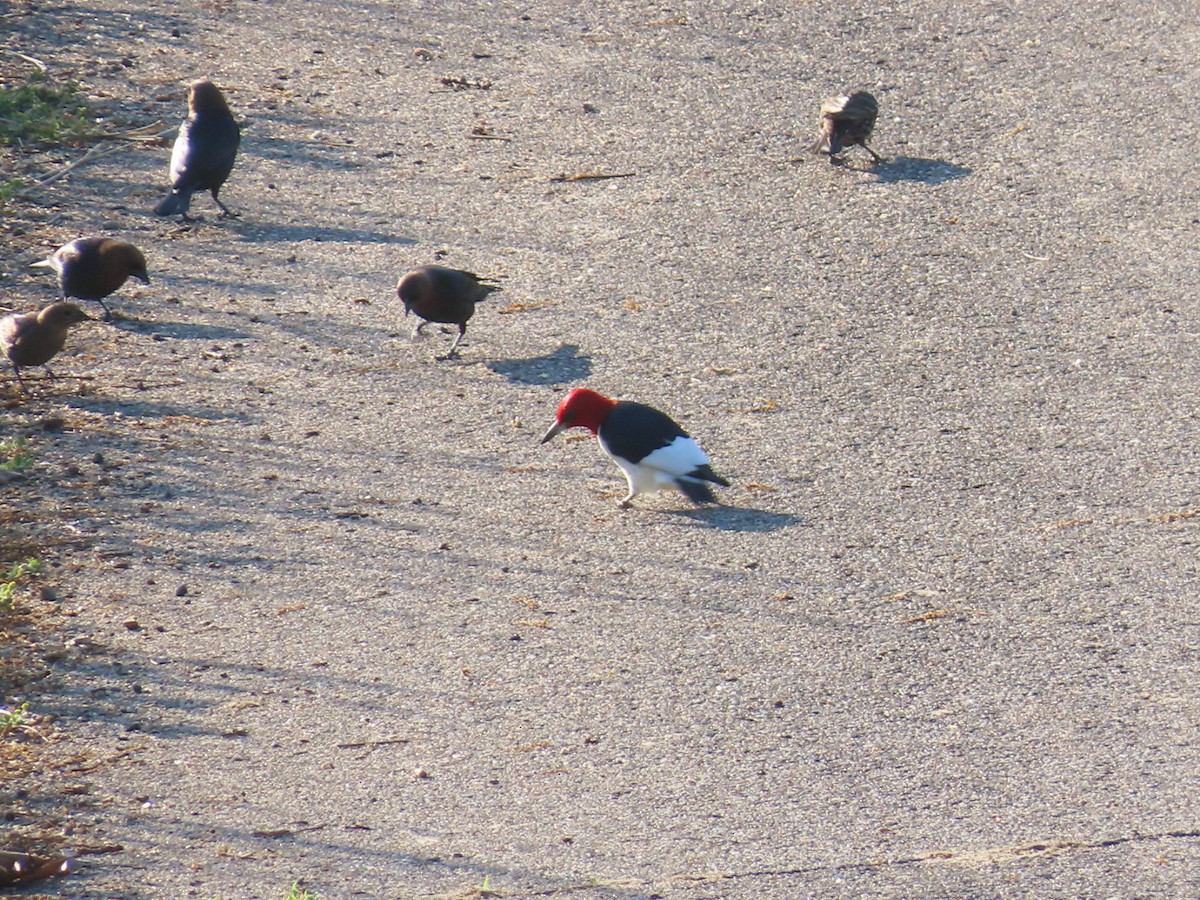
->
xmin=873 ymin=156 xmax=972 ymax=184
xmin=668 ymin=506 xmax=805 ymax=533
xmin=62 ymin=396 xmax=251 ymax=422
xmin=487 ymin=343 xmax=592 ymax=385
xmin=235 ymin=222 xmax=416 ymax=245
xmin=108 ymin=317 xmax=251 ymax=341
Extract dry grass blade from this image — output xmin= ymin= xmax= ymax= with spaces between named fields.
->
xmin=550 ymin=171 xmax=637 ymax=183
xmin=335 ymin=737 xmax=411 ymax=749
xmin=0 ymin=50 xmax=48 ymax=73
xmin=34 ymin=142 xmax=120 ymax=184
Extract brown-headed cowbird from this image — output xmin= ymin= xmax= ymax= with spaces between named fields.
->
xmin=1 ymin=302 xmax=90 ymax=385
xmin=397 ymin=265 xmax=501 ymax=359
xmin=32 ymin=237 xmax=149 ymax=321
xmin=155 ymin=79 xmax=241 ymax=220
xmin=812 ymin=91 xmax=883 ymax=165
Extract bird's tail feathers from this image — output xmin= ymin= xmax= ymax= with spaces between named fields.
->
xmin=694 ymin=464 xmax=730 ymax=487
xmin=678 ymin=477 xmax=720 ymax=505
xmin=155 ymin=191 xmax=188 ymax=217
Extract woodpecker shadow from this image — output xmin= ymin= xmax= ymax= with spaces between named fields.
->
xmin=874 ymin=156 xmax=972 ymax=184
xmin=235 ymin=222 xmax=416 ymax=245
xmin=669 ymin=505 xmax=805 ymax=533
xmin=486 ymin=343 xmax=592 ymax=386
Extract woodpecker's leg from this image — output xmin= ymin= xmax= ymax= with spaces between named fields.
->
xmin=618 ymin=474 xmax=637 ymax=508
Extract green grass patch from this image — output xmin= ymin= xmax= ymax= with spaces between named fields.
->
xmin=0 ymin=438 xmax=36 ymax=473
xmin=0 ymin=176 xmax=24 ymax=206
xmin=0 ymin=701 xmax=31 ymax=736
xmin=0 ymin=73 xmax=99 ymax=146
xmin=0 ymin=557 xmax=43 ymax=609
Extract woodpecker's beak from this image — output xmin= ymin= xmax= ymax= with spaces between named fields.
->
xmin=540 ymin=420 xmax=566 ymax=444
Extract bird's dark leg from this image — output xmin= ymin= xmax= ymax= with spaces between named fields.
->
xmin=95 ymin=297 xmax=113 ymax=322
xmin=864 ymin=145 xmax=884 ymax=164
xmin=412 ymin=320 xmax=427 ymax=338
xmin=41 ymin=364 xmax=58 ymax=381
xmin=213 ymin=193 xmax=239 ymax=218
xmin=440 ymin=325 xmax=467 ymax=360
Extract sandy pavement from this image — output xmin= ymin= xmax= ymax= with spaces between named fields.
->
xmin=2 ymin=0 xmax=1198 ymax=897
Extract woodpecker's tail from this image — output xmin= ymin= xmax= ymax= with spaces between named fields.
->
xmin=678 ymin=465 xmax=729 ymax=504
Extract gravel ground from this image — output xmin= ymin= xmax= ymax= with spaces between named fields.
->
xmin=2 ymin=0 xmax=1199 ymax=897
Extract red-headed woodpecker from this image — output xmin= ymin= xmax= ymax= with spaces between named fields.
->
xmin=541 ymin=388 xmax=730 ymax=508
xmin=397 ymin=265 xmax=501 ymax=360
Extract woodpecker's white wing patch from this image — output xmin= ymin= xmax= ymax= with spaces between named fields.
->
xmin=631 ymin=435 xmax=710 ymax=477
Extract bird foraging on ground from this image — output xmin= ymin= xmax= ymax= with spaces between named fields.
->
xmin=155 ymin=78 xmax=241 ymax=220
xmin=397 ymin=265 xmax=501 ymax=359
xmin=812 ymin=91 xmax=883 ymax=164
xmin=541 ymin=388 xmax=730 ymax=508
xmin=31 ymin=237 xmax=149 ymax=321
xmin=1 ymin=302 xmax=91 ymax=385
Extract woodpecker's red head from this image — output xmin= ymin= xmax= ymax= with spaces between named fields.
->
xmin=540 ymin=388 xmax=617 ymax=443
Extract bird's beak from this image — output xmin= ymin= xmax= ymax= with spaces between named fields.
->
xmin=30 ymin=258 xmax=51 ymax=270
xmin=540 ymin=420 xmax=566 ymax=444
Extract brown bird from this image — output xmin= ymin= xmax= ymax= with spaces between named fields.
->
xmin=155 ymin=79 xmax=241 ymax=220
xmin=32 ymin=237 xmax=149 ymax=321
xmin=1 ymin=302 xmax=91 ymax=385
xmin=0 ymin=848 xmax=78 ymax=887
xmin=397 ymin=265 xmax=501 ymax=359
xmin=812 ymin=91 xmax=883 ymax=165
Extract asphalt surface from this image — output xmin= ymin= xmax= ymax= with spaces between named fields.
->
xmin=2 ymin=0 xmax=1199 ymax=897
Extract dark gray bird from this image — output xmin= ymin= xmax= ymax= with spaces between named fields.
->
xmin=397 ymin=265 xmax=501 ymax=359
xmin=1 ymin=302 xmax=91 ymax=385
xmin=32 ymin=237 xmax=149 ymax=321
xmin=155 ymin=79 xmax=241 ymax=220
xmin=812 ymin=91 xmax=883 ymax=164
